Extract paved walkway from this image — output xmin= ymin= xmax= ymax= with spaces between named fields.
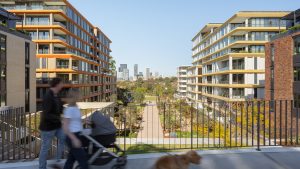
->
xmin=2 ymin=147 xmax=300 ymax=169
xmin=137 ymin=102 xmax=164 ymax=139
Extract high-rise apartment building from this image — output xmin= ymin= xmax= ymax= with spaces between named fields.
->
xmin=134 ymin=64 xmax=138 ymax=76
xmin=191 ymin=11 xmax=289 ymax=108
xmin=265 ymin=9 xmax=300 ymax=104
xmin=146 ymin=68 xmax=150 ymax=80
xmin=177 ymin=66 xmax=189 ymax=98
xmin=0 ymin=8 xmax=36 ymax=112
xmin=119 ymin=64 xmax=127 ymax=72
xmin=0 ymin=0 xmax=116 ymax=109
xmin=154 ymin=72 xmax=159 ymax=79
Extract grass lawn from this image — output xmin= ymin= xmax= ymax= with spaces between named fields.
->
xmin=117 ymin=144 xmax=242 ymax=154
xmin=145 ymin=95 xmax=157 ymax=102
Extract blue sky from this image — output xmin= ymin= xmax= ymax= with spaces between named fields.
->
xmin=69 ymin=0 xmax=299 ymax=77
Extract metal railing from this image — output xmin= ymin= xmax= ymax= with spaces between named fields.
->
xmin=1 ymin=100 xmax=300 ymax=162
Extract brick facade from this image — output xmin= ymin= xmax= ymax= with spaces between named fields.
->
xmin=265 ymin=32 xmax=300 ymax=101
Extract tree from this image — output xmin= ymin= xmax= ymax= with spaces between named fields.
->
xmin=133 ymin=87 xmax=146 ymax=104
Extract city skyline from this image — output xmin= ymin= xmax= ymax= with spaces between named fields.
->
xmin=69 ymin=0 xmax=298 ymax=76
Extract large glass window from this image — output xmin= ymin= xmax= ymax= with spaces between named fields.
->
xmin=232 ymin=74 xmax=244 ymax=84
xmin=0 ymin=33 xmax=6 ymax=107
xmin=38 ymin=31 xmax=49 ymax=40
xmin=29 ymin=31 xmax=37 ymax=40
xmin=38 ymin=44 xmax=49 ymax=54
xmin=26 ymin=16 xmax=49 ymax=25
xmin=250 ymin=45 xmax=265 ymax=53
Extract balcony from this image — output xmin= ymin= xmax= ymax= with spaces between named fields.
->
xmin=219 ymin=80 xmax=229 ymax=84
xmin=56 ymin=65 xmax=69 ymax=69
xmin=232 ymin=80 xmax=244 ymax=84
xmin=25 ymin=21 xmax=50 ymax=26
xmin=54 ymin=50 xmax=67 ymax=54
xmin=53 ymin=22 xmax=66 ymax=28
xmin=54 ymin=35 xmax=66 ymax=42
xmin=232 ymin=64 xmax=245 ymax=70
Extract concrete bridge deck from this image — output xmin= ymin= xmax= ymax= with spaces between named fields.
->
xmin=1 ymin=147 xmax=300 ymax=169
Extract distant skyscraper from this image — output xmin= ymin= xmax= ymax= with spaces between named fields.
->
xmin=134 ymin=64 xmax=138 ymax=76
xmin=118 ymin=64 xmax=129 ymax=81
xmin=123 ymin=68 xmax=129 ymax=81
xmin=146 ymin=68 xmax=150 ymax=80
xmin=155 ymin=72 xmax=159 ymax=79
xmin=119 ymin=64 xmax=127 ymax=72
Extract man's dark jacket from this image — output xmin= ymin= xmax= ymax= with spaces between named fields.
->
xmin=39 ymin=89 xmax=63 ymax=131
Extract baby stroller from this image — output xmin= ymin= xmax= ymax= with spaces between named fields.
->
xmin=77 ymin=111 xmax=127 ymax=169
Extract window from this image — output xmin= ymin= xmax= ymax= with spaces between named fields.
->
xmin=294 ymin=36 xmax=300 ymax=55
xmin=25 ymin=91 xmax=30 ymax=112
xmin=254 ymin=73 xmax=258 ymax=84
xmin=250 ymin=45 xmax=265 ymax=53
xmin=232 ymin=74 xmax=244 ymax=84
xmin=0 ymin=65 xmax=6 ymax=92
xmin=25 ymin=42 xmax=30 ymax=65
xmin=294 ymin=67 xmax=300 ymax=81
xmin=38 ymin=44 xmax=49 ymax=54
xmin=38 ymin=31 xmax=49 ymax=40
xmin=254 ymin=57 xmax=257 ymax=70
xmin=0 ymin=35 xmax=6 ymax=62
xmin=232 ymin=59 xmax=244 ymax=69
xmin=254 ymin=88 xmax=258 ymax=98
xmin=271 ymin=44 xmax=275 ymax=66
xmin=26 ymin=16 xmax=49 ymax=25
xmin=294 ymin=94 xmax=300 ymax=108
xmin=232 ymin=88 xmax=244 ymax=97
xmin=25 ymin=67 xmax=30 ymax=89
xmin=42 ymin=58 xmax=47 ymax=68
xmin=29 ymin=31 xmax=37 ymax=40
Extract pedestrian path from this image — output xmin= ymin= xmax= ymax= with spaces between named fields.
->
xmin=137 ymin=101 xmax=164 ymax=139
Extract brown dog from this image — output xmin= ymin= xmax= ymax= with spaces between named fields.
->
xmin=153 ymin=150 xmax=202 ymax=169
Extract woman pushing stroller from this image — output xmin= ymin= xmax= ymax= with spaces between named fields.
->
xmin=62 ymin=89 xmax=89 ymax=169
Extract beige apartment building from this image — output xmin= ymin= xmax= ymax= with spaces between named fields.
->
xmin=0 ymin=8 xmax=36 ymax=112
xmin=0 ymin=0 xmax=117 ymax=110
xmin=191 ymin=11 xmax=289 ymax=109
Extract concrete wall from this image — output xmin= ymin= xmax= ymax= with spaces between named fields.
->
xmin=4 ymin=30 xmax=36 ymax=112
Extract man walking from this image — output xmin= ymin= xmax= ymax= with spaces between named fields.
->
xmin=39 ymin=78 xmax=65 ymax=169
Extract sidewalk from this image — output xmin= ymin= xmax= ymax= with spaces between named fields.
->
xmin=1 ymin=147 xmax=300 ymax=169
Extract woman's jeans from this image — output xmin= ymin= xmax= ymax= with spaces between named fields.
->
xmin=39 ymin=128 xmax=65 ymax=169
xmin=64 ymin=132 xmax=89 ymax=169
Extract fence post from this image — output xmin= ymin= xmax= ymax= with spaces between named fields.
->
xmin=257 ymin=101 xmax=261 ymax=151
xmin=163 ymin=103 xmax=166 ymax=132
xmin=123 ymin=109 xmax=126 ymax=152
xmin=191 ymin=103 xmax=193 ymax=150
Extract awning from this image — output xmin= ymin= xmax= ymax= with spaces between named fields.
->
xmin=76 ymin=102 xmax=115 ymax=110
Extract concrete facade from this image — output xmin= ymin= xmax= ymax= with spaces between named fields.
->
xmin=190 ymin=11 xmax=289 ymax=107
xmin=177 ymin=66 xmax=189 ymax=99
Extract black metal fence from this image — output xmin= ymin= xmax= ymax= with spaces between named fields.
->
xmin=1 ymin=100 xmax=300 ymax=162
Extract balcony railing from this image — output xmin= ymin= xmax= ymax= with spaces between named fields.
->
xmin=232 ymin=80 xmax=244 ymax=84
xmin=25 ymin=21 xmax=50 ymax=26
xmin=232 ymin=64 xmax=245 ymax=70
xmin=53 ymin=22 xmax=66 ymax=28
xmin=54 ymin=50 xmax=67 ymax=54
xmin=219 ymin=80 xmax=229 ymax=84
xmin=54 ymin=36 xmax=66 ymax=42
xmin=56 ymin=65 xmax=69 ymax=69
